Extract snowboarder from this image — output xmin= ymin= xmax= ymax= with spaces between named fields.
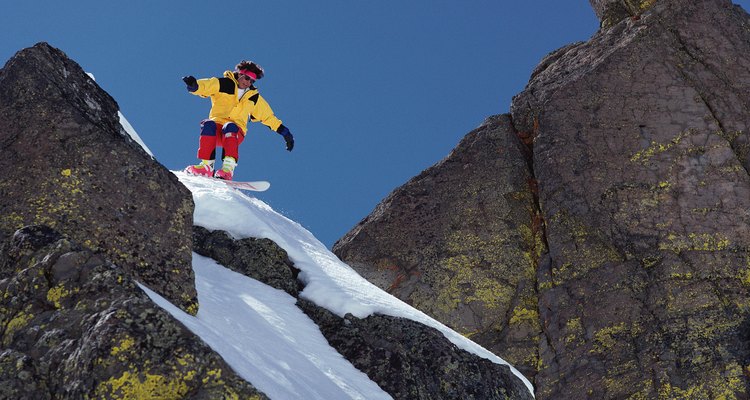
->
xmin=182 ymin=60 xmax=294 ymax=180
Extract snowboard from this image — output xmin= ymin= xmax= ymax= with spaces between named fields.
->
xmin=217 ymin=179 xmax=270 ymax=192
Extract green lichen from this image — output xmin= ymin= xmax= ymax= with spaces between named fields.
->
xmin=519 ymin=221 xmax=546 ymax=272
xmin=740 ymin=255 xmax=750 ymax=287
xmin=184 ymin=299 xmax=199 ymax=316
xmin=641 ymin=255 xmax=662 ymax=269
xmin=436 ymin=250 xmax=513 ymax=314
xmin=656 ymin=362 xmax=745 ymax=399
xmin=631 ymin=130 xmax=692 ymax=164
xmin=591 ymin=322 xmax=627 ymax=354
xmin=111 ymin=336 xmax=136 ymax=358
xmin=602 ymin=360 xmax=644 ymax=395
xmin=94 ymin=355 xmax=248 ymax=400
xmin=2 ymin=310 xmax=34 ymax=346
xmin=658 ymin=232 xmax=730 ymax=253
xmin=691 ymin=207 xmax=716 ymax=215
xmin=684 ymin=316 xmax=741 ymax=343
xmin=434 ymin=230 xmax=520 ymax=317
xmin=47 ymin=284 xmax=78 ymax=309
xmin=637 ymin=0 xmax=657 ymax=12
xmin=547 ymin=211 xmax=623 ymax=287
xmin=509 ymin=306 xmax=539 ymax=325
xmin=590 ymin=321 xmax=641 ymax=355
xmin=670 ymin=272 xmax=694 ymax=280
xmin=0 ymin=211 xmax=25 ymax=232
xmin=95 ymin=369 xmax=191 ymax=399
xmin=565 ymin=317 xmax=584 ymax=346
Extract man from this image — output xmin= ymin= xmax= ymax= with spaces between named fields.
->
xmin=182 ymin=60 xmax=294 ymax=180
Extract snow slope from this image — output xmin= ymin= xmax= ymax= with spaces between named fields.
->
xmin=138 ymin=171 xmax=534 ymax=399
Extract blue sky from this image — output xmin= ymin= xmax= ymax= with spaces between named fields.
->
xmin=4 ymin=1 xmax=748 ymax=248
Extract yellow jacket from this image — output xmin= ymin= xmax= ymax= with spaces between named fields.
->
xmin=191 ymin=71 xmax=282 ymax=134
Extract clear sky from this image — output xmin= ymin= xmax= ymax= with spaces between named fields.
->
xmin=3 ymin=1 xmax=748 ymax=248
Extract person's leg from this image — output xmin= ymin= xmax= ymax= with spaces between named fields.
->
xmin=185 ymin=119 xmax=221 ymax=176
xmin=214 ymin=123 xmax=245 ymax=180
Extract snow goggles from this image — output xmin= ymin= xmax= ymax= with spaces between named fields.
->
xmin=238 ymin=70 xmax=257 ymax=81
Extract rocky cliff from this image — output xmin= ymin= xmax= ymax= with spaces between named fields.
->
xmin=0 ymin=43 xmax=531 ymax=399
xmin=0 ymin=43 xmax=196 ymax=314
xmin=334 ymin=0 xmax=750 ymax=398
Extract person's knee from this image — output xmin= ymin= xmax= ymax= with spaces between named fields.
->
xmin=222 ymin=122 xmax=240 ymax=138
xmin=200 ymin=120 xmax=218 ymax=136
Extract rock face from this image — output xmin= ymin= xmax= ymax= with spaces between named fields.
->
xmin=193 ymin=226 xmax=532 ymax=399
xmin=298 ymin=299 xmax=532 ymax=400
xmin=334 ymin=115 xmax=545 ymax=378
xmin=589 ymin=0 xmax=659 ymax=28
xmin=0 ymin=226 xmax=267 ymax=399
xmin=335 ymin=0 xmax=750 ymax=398
xmin=0 ymin=43 xmax=196 ymax=314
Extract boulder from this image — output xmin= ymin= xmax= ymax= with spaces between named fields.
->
xmin=0 ymin=43 xmax=196 ymax=314
xmin=0 ymin=225 xmax=267 ymax=399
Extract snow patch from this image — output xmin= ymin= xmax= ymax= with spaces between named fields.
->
xmin=174 ymin=171 xmax=535 ymax=395
xmin=139 ymin=254 xmax=391 ymax=400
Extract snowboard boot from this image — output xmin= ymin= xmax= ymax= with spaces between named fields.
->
xmin=214 ymin=156 xmax=237 ymax=180
xmin=185 ymin=159 xmax=214 ymax=177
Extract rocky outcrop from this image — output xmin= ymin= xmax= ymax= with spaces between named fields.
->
xmin=193 ymin=226 xmax=302 ymax=297
xmin=513 ymin=0 xmax=750 ymax=397
xmin=334 ymin=115 xmax=545 ymax=378
xmin=0 ymin=225 xmax=267 ymax=399
xmin=194 ymin=226 xmax=533 ymax=399
xmin=589 ymin=0 xmax=660 ymax=28
xmin=335 ymin=0 xmax=750 ymax=398
xmin=0 ymin=43 xmax=196 ymax=314
xmin=299 ymin=299 xmax=532 ymax=400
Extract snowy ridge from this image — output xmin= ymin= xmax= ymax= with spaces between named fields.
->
xmin=140 ymin=171 xmax=534 ymax=398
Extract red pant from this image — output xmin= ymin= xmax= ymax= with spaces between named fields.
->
xmin=197 ymin=119 xmax=245 ymax=161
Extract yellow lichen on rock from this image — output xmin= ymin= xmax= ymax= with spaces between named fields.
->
xmin=657 ymin=362 xmax=746 ymax=399
xmin=658 ymin=232 xmax=730 ymax=253
xmin=95 ymin=369 xmax=190 ymax=400
xmin=47 ymin=283 xmax=78 ymax=309
xmin=630 ymin=129 xmax=692 ymax=164
xmin=111 ymin=336 xmax=136 ymax=358
xmin=2 ymin=309 xmax=34 ymax=346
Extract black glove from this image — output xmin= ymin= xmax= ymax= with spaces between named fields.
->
xmin=182 ymin=76 xmax=198 ymax=92
xmin=277 ymin=125 xmax=294 ymax=152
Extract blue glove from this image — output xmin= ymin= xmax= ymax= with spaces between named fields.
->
xmin=182 ymin=76 xmax=198 ymax=92
xmin=277 ymin=125 xmax=294 ymax=151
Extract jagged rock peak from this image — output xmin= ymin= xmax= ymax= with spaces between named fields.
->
xmin=336 ymin=0 xmax=750 ymax=398
xmin=0 ymin=42 xmax=197 ymax=313
xmin=590 ymin=0 xmax=659 ymax=27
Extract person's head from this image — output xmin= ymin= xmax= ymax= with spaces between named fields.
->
xmin=235 ymin=60 xmax=264 ymax=89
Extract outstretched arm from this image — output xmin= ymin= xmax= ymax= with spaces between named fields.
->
xmin=251 ymin=95 xmax=294 ymax=151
